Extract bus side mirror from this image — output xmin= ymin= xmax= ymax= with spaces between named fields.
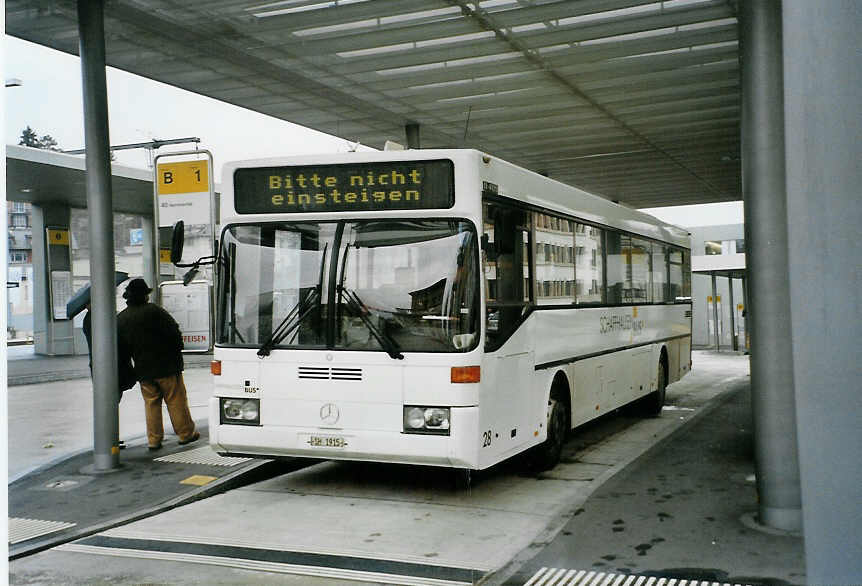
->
xmin=170 ymin=221 xmax=185 ymax=265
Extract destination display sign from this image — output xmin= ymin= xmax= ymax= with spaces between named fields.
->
xmin=233 ymin=160 xmax=454 ymax=214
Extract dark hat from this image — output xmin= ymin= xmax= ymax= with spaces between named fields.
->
xmin=123 ymin=278 xmax=153 ymax=299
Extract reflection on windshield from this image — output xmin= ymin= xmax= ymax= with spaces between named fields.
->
xmin=257 ymin=242 xmax=327 ymax=357
xmin=218 ymin=223 xmax=332 ymax=348
xmin=218 ymin=219 xmax=479 ymax=354
xmin=338 ymin=285 xmax=403 ymax=359
xmin=336 ymin=220 xmax=478 ymax=353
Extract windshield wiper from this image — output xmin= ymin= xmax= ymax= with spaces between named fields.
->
xmin=339 ymin=286 xmax=404 ymax=360
xmin=258 ymin=243 xmax=327 ymax=358
xmin=257 ymin=287 xmax=319 ymax=358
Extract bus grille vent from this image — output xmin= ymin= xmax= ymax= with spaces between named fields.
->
xmin=298 ymin=367 xmax=329 ymax=380
xmin=298 ymin=366 xmax=362 ymax=381
xmin=332 ymin=368 xmax=362 ymax=381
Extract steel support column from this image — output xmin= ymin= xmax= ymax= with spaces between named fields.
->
xmin=741 ymin=275 xmax=748 ymax=351
xmin=727 ymin=277 xmax=737 ymax=352
xmin=710 ymin=273 xmax=720 ymax=350
xmin=783 ymin=1 xmax=862 ymax=581
xmin=740 ymin=0 xmax=801 ymax=531
xmin=78 ymin=0 xmax=120 ymax=470
xmin=141 ymin=215 xmax=156 ymax=289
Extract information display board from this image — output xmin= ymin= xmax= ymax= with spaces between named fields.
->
xmin=50 ymin=270 xmax=72 ymax=320
xmin=46 ymin=227 xmax=72 ymax=320
xmin=153 ymin=151 xmax=216 ymax=352
xmin=233 ymin=159 xmax=455 ymax=214
xmin=155 ymin=156 xmax=214 ymax=277
xmin=159 ymin=280 xmax=211 ymax=353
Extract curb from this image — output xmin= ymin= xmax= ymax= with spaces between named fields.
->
xmin=8 ymin=458 xmax=300 ymax=561
xmin=7 ymin=361 xmax=213 ymax=387
xmin=8 ymin=417 xmax=209 ymax=484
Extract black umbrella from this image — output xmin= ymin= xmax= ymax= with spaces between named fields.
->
xmin=66 ymin=271 xmax=131 ymax=319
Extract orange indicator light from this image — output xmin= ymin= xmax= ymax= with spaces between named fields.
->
xmin=211 ymin=360 xmax=222 ymax=376
xmin=451 ymin=365 xmax=480 ymax=383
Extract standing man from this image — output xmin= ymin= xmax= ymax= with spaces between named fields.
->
xmin=117 ymin=278 xmax=199 ymax=451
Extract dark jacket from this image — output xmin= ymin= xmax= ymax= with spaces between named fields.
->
xmin=117 ymin=302 xmax=184 ymax=381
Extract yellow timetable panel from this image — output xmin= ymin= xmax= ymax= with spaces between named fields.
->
xmin=47 ymin=229 xmax=70 ymax=246
xmin=157 ymin=160 xmax=209 ymax=195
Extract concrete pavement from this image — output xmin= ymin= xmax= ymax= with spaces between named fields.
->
xmin=7 ymin=349 xmax=212 ymax=482
xmin=498 ymin=369 xmax=804 ymax=585
xmin=5 ymin=350 xmax=806 ymax=585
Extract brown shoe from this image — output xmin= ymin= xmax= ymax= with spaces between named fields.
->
xmin=178 ymin=431 xmax=200 ymax=445
xmin=148 ymin=443 xmax=162 ymax=451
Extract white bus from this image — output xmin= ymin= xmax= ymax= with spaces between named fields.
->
xmin=179 ymin=149 xmax=691 ymax=473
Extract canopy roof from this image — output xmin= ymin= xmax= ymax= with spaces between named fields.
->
xmin=6 ymin=0 xmax=741 ymax=209
xmin=6 ymin=145 xmax=154 ymax=215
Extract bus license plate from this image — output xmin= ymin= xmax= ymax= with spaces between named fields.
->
xmin=306 ymin=434 xmax=348 ymax=449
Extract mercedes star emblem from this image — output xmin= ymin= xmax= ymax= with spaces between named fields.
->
xmin=320 ymin=403 xmax=340 ymax=425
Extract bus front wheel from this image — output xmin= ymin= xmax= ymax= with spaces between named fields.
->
xmin=526 ymin=397 xmax=567 ymax=472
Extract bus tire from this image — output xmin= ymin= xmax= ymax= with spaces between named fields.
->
xmin=640 ymin=357 xmax=667 ymax=417
xmin=527 ymin=397 xmax=567 ymax=472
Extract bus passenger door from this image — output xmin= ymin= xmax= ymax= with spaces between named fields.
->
xmin=481 ymin=200 xmax=535 ymax=463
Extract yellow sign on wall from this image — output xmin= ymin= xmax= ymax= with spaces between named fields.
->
xmin=157 ymin=160 xmax=209 ymax=194
xmin=47 ymin=229 xmax=70 ymax=246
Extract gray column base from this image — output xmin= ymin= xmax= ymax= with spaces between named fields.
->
xmin=90 ymin=453 xmax=121 ymax=473
xmin=759 ymin=505 xmax=802 ymax=532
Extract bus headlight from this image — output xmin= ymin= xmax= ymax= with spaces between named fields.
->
xmin=220 ymin=398 xmax=260 ymax=426
xmin=403 ymin=406 xmax=450 ymax=435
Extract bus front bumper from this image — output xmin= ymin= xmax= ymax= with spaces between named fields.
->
xmin=208 ymin=398 xmax=480 ymax=469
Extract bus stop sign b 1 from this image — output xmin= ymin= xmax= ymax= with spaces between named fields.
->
xmin=156 ymin=160 xmax=211 ymax=226
xmin=158 ymin=160 xmax=208 ymax=195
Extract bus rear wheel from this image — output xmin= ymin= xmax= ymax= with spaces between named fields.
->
xmin=640 ymin=359 xmax=667 ymax=417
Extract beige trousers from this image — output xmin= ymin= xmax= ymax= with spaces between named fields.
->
xmin=140 ymin=373 xmax=196 ymax=447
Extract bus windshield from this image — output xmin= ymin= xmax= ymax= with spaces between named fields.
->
xmin=218 ymin=219 xmax=479 ymax=354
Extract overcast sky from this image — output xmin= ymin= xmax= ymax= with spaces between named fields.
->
xmin=3 ymin=35 xmax=743 ymax=227
xmin=3 ymin=36 xmax=358 ymax=168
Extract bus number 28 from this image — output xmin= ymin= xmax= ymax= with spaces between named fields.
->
xmin=482 ymin=430 xmax=492 ymax=448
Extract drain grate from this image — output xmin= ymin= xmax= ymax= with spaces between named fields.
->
xmin=154 ymin=446 xmax=253 ymax=467
xmin=524 ymin=568 xmax=752 ymax=586
xmin=8 ymin=517 xmax=76 ymax=544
